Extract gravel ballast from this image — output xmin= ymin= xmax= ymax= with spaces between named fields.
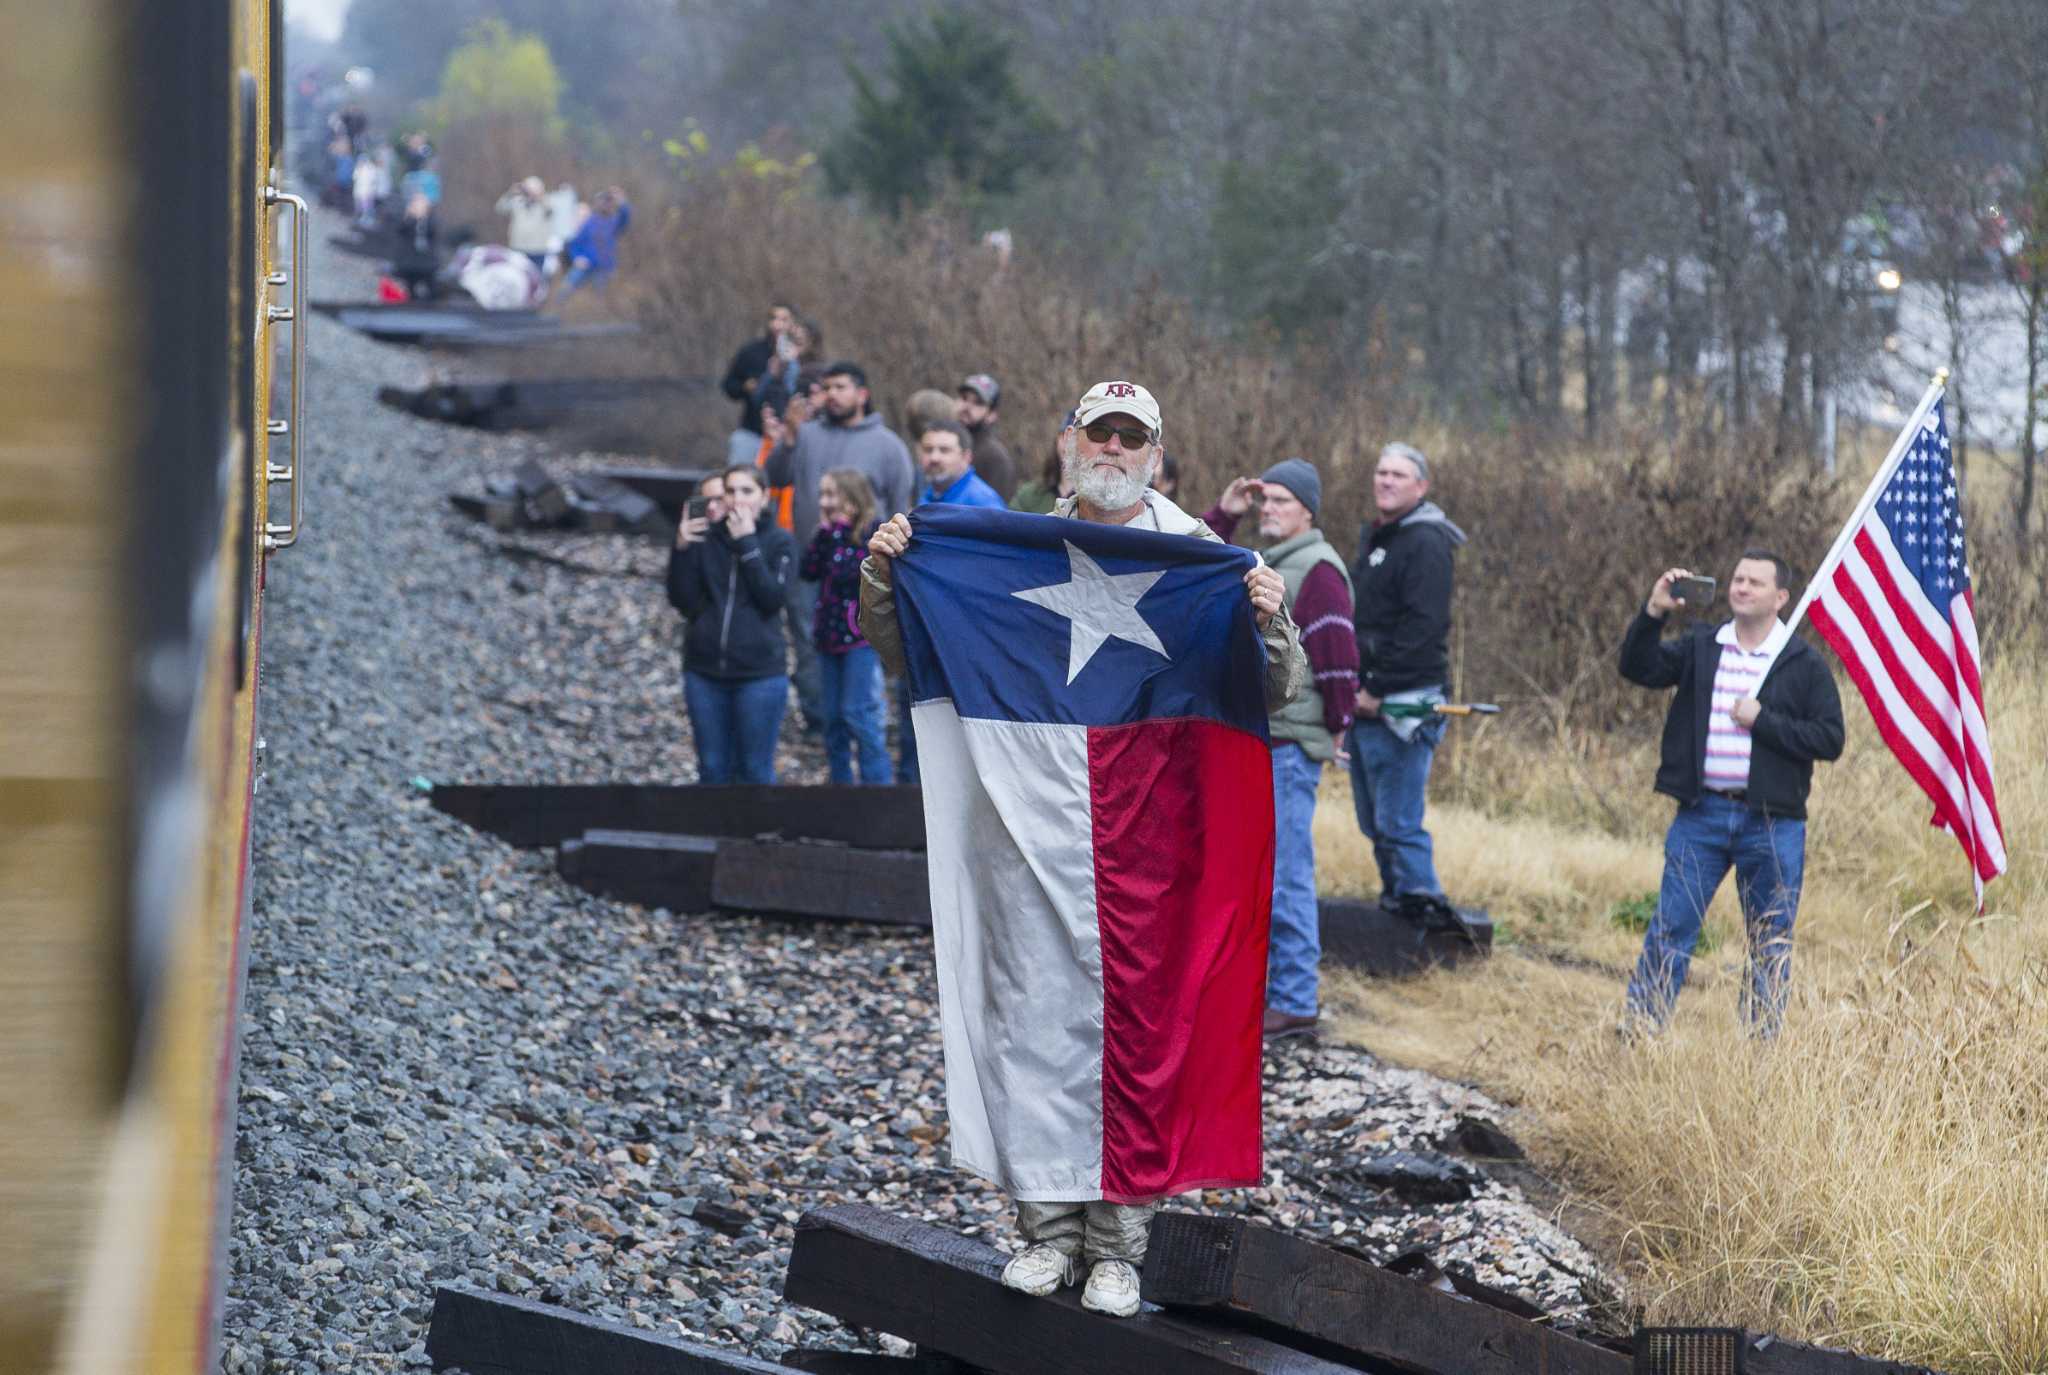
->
xmin=221 ymin=216 xmax=1614 ymax=1373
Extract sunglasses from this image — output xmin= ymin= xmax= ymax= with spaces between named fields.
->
xmin=1082 ymin=420 xmax=1155 ymax=450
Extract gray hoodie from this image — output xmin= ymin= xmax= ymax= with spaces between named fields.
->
xmin=1393 ymin=499 xmax=1467 ymax=545
xmin=767 ymin=412 xmax=915 ymax=538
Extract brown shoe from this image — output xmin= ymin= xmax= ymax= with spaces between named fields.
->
xmin=1262 ymin=1008 xmax=1319 ymax=1039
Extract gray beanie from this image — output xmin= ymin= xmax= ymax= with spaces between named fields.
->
xmin=1260 ymin=457 xmax=1322 ymax=515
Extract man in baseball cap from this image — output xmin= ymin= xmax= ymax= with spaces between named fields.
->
xmin=851 ymin=383 xmax=1306 ymax=1316
xmin=1071 ymin=379 xmax=1163 ymax=438
xmin=953 ymin=373 xmax=1016 ymax=500
xmin=959 ymin=372 xmax=1001 ymax=408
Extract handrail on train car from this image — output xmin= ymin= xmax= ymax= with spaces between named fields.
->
xmin=262 ymin=184 xmax=307 ymax=549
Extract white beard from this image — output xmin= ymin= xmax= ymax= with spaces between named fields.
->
xmin=1064 ymin=443 xmax=1155 ymax=512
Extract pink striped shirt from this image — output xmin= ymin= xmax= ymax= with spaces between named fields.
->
xmin=1702 ymin=619 xmax=1791 ymax=792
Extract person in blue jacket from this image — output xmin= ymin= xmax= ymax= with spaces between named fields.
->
xmin=913 ymin=420 xmax=1006 ymax=509
xmin=563 ymin=186 xmax=631 ymax=293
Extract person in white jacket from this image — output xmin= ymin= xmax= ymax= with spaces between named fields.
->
xmin=494 ymin=177 xmax=554 ymax=269
xmin=351 ymin=149 xmax=385 ymax=228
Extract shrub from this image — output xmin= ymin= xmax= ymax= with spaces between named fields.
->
xmin=630 ymin=170 xmax=2046 ymax=729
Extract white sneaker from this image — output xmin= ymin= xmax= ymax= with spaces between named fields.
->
xmin=1080 ymin=1259 xmax=1141 ymax=1317
xmin=1000 ymin=1243 xmax=1082 ymax=1296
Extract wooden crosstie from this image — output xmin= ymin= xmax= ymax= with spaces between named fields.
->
xmin=426 ymin=1208 xmax=1950 ymax=1375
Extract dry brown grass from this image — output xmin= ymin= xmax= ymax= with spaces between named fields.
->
xmin=1321 ymin=664 xmax=2048 ymax=1372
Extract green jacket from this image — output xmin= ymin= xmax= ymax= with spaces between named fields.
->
xmin=1007 ymin=479 xmax=1059 ymax=515
xmin=1263 ymin=528 xmax=1351 ymax=762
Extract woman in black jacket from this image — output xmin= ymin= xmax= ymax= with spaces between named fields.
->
xmin=665 ymin=465 xmax=796 ymax=783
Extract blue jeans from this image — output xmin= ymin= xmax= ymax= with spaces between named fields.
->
xmin=1626 ymin=793 xmax=1805 ymax=1037
xmin=562 ymin=260 xmax=612 ymax=292
xmin=819 ymin=646 xmax=893 ymax=785
xmin=1346 ymin=714 xmax=1445 ymax=900
xmin=1267 ymin=742 xmax=1325 ymax=1017
xmin=683 ymin=671 xmax=788 ymax=784
xmin=895 ymin=674 xmax=920 ymax=784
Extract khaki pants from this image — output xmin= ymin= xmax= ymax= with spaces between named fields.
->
xmin=1015 ymin=1200 xmax=1160 ymax=1265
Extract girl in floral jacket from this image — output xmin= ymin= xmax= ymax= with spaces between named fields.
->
xmin=800 ymin=468 xmax=893 ymax=784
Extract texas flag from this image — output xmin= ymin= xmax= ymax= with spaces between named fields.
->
xmin=893 ymin=504 xmax=1274 ymax=1204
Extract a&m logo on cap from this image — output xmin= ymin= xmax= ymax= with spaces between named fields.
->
xmin=1075 ymin=379 xmax=1164 ymax=437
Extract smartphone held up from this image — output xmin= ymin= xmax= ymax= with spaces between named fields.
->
xmin=1671 ymin=573 xmax=1715 ymax=608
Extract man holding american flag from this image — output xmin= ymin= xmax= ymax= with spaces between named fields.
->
xmin=1619 ymin=552 xmax=1846 ymax=1037
xmin=1617 ymin=375 xmax=2007 ymax=1038
xmin=857 ymin=380 xmax=1305 ymax=1317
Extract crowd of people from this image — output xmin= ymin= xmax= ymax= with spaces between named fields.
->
xmin=659 ymin=305 xmax=1846 ymax=1317
xmin=668 ymin=301 xmax=1845 ymax=1049
xmin=668 ymin=307 xmax=1439 ymax=1031
xmin=680 ymin=305 xmax=1088 ymax=790
xmin=317 ymin=105 xmax=633 ymax=304
xmin=281 ymin=62 xmax=1854 ymax=1340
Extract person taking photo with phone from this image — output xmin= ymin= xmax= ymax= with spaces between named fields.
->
xmin=1619 ymin=552 xmax=1845 ymax=1038
xmin=666 ymin=466 xmax=796 ymax=785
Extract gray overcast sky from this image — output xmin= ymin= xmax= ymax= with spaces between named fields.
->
xmin=288 ymin=0 xmax=350 ymax=42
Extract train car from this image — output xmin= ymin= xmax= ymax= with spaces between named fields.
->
xmin=1 ymin=1 xmax=301 ymax=1371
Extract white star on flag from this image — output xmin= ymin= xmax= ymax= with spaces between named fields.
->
xmin=1012 ymin=540 xmax=1170 ymax=684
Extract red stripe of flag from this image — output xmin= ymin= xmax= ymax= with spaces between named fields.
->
xmin=1088 ymin=718 xmax=1269 ymax=1204
xmin=1953 ymin=590 xmax=1986 ymax=704
xmin=1951 ymin=594 xmax=2006 ymax=846
xmin=1830 ymin=546 xmax=1971 ymax=785
xmin=1808 ymin=596 xmax=1974 ymax=845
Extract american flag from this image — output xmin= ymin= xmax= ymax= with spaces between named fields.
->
xmin=1805 ymin=395 xmax=2007 ymax=903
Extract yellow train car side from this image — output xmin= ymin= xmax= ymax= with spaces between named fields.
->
xmin=1 ymin=2 xmax=296 ymax=1371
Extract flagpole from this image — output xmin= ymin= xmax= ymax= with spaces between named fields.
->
xmin=1785 ymin=369 xmax=1948 ymax=635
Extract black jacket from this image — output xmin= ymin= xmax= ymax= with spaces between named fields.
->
xmin=720 ymin=336 xmax=776 ymax=436
xmin=666 ymin=525 xmax=795 ymax=680
xmin=1352 ymin=502 xmax=1465 ymax=696
xmin=1620 ymin=610 xmax=1845 ymax=820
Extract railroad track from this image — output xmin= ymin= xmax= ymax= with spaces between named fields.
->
xmin=425 ymin=1204 xmax=1943 ymax=1375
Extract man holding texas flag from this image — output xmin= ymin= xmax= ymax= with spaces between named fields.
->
xmin=859 ymin=380 xmax=1306 ymax=1316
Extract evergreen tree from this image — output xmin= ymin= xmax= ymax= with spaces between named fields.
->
xmin=821 ymin=12 xmax=1057 ymax=216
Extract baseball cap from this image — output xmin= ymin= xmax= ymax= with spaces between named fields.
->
xmin=960 ymin=372 xmax=1000 ymax=408
xmin=1072 ymin=380 xmax=1162 ymax=438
